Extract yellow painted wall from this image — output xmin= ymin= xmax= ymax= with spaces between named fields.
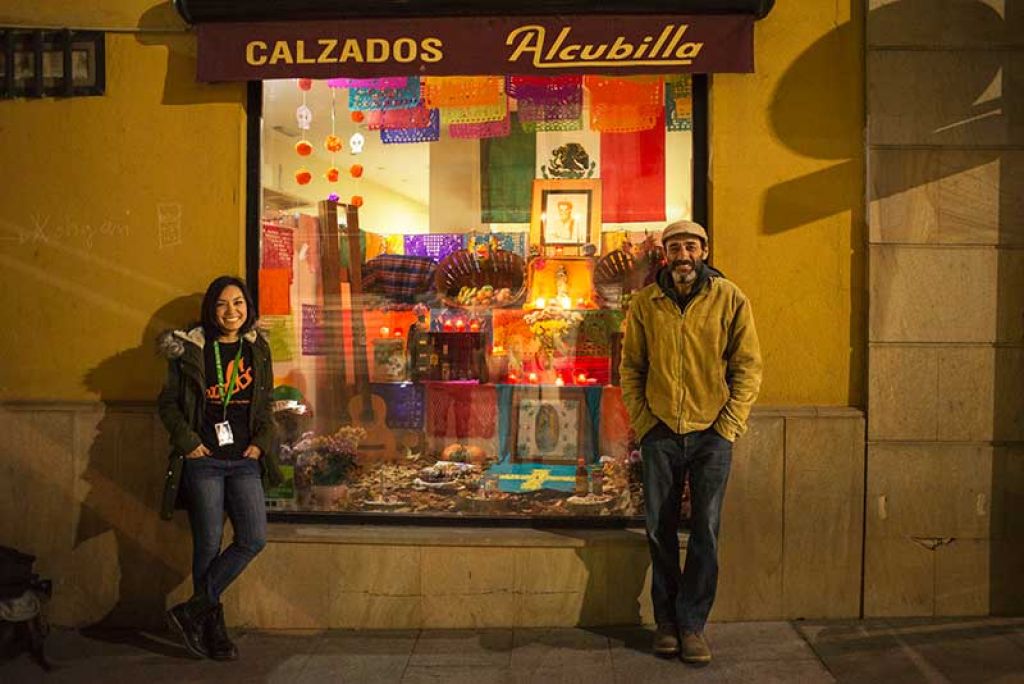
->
xmin=711 ymin=1 xmax=866 ymax=406
xmin=0 ymin=1 xmax=864 ymax=406
xmin=0 ymin=8 xmax=248 ymax=401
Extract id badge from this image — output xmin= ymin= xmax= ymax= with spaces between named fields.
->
xmin=214 ymin=421 xmax=235 ymax=447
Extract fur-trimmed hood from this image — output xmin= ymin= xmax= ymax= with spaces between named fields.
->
xmin=156 ymin=326 xmax=263 ymax=360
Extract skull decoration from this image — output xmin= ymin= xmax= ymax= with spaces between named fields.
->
xmin=349 ymin=132 xmax=365 ymax=154
xmin=296 ymin=105 xmax=312 ymax=130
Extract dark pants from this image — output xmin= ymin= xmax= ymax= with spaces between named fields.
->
xmin=183 ymin=457 xmax=267 ymax=603
xmin=641 ymin=425 xmax=732 ymax=632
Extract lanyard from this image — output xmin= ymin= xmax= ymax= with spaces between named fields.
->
xmin=213 ymin=341 xmax=244 ymax=421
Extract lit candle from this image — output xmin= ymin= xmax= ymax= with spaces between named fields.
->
xmin=577 ymin=373 xmax=587 ymax=384
xmin=393 ymin=330 xmax=403 ymax=338
xmin=507 ymin=372 xmax=517 ymax=382
xmin=379 ymin=326 xmax=390 ymax=337
xmin=558 ymin=295 xmax=571 ymax=310
xmin=535 ymin=297 xmax=546 ymax=309
xmin=576 ymin=298 xmax=585 ymax=307
xmin=443 ymin=319 xmax=453 ymax=331
xmin=528 ymin=372 xmax=538 ymax=383
xmin=469 ymin=319 xmax=481 ymax=333
xmin=455 ymin=319 xmax=466 ymax=331
xmin=555 ymin=376 xmax=565 ymax=387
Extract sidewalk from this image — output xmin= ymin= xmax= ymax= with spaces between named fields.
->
xmin=2 ymin=618 xmax=1022 ymax=682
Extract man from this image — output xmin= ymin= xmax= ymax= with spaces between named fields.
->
xmin=619 ymin=219 xmax=761 ymax=664
xmin=548 ymin=200 xmax=578 ymax=243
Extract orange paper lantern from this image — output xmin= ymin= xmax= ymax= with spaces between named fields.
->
xmin=350 ymin=195 xmax=364 ymax=207
xmin=295 ymin=169 xmax=312 ymax=185
xmin=295 ymin=140 xmax=313 ymax=156
xmin=349 ymin=164 xmax=364 ymax=178
xmin=325 ymin=167 xmax=340 ymax=182
xmin=324 ymin=135 xmax=343 ymax=152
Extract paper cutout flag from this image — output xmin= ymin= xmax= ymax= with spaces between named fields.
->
xmin=600 ymin=109 xmax=666 ymax=223
xmin=259 ymin=268 xmax=290 ymax=315
xmin=480 ymin=113 xmax=535 ymax=223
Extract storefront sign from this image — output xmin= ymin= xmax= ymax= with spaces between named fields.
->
xmin=197 ymin=15 xmax=753 ymax=81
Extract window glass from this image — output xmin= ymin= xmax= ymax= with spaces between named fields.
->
xmin=259 ymin=75 xmax=693 ymax=520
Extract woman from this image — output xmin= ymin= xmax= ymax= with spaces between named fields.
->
xmin=157 ymin=276 xmax=281 ymax=660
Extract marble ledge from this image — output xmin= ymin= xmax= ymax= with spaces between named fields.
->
xmin=265 ymin=523 xmax=660 ymax=549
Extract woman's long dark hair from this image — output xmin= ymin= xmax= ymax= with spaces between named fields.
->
xmin=200 ymin=276 xmax=256 ymax=341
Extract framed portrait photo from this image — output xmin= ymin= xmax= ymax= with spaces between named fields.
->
xmin=530 ymin=179 xmax=601 ymax=256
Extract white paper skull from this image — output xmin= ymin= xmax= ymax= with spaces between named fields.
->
xmin=295 ymin=105 xmax=312 ymax=130
xmin=349 ymin=132 xmax=365 ymax=154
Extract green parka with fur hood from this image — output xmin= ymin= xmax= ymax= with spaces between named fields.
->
xmin=156 ymin=326 xmax=282 ymax=520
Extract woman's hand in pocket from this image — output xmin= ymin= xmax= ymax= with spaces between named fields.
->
xmin=186 ymin=444 xmax=211 ymax=459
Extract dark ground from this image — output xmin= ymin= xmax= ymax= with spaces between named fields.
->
xmin=2 ymin=618 xmax=1023 ymax=682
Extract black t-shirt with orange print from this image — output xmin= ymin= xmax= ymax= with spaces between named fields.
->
xmin=200 ymin=340 xmax=254 ymax=460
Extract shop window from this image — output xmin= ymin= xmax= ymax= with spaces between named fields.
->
xmin=255 ymin=74 xmax=697 ymax=522
xmin=0 ymin=29 xmax=105 ymax=98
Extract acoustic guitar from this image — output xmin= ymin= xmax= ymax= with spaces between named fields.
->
xmin=340 ymin=204 xmax=399 ymax=462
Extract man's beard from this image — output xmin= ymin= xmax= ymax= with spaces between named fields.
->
xmin=670 ymin=258 xmax=701 ymax=285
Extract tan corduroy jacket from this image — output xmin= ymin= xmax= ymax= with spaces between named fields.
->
xmin=619 ymin=270 xmax=762 ymax=443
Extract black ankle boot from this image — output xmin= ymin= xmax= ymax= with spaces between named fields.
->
xmin=204 ymin=603 xmax=238 ymax=661
xmin=167 ymin=595 xmax=214 ymax=659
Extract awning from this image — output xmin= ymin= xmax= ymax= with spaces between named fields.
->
xmin=177 ymin=1 xmax=775 ymax=81
xmin=174 ymin=1 xmax=776 ymax=23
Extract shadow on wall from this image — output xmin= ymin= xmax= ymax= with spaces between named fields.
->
xmin=992 ymin=122 xmax=1023 ymax=611
xmin=764 ymin=0 xmax=1009 ymax=410
xmin=574 ymin=538 xmax=649 ymax=628
xmin=765 ymin=0 xmax=1005 ymax=234
xmin=769 ymin=0 xmax=1021 ymax=615
xmin=867 ymin=0 xmax=1020 ymax=617
xmin=74 ymin=295 xmax=200 ymax=629
xmin=136 ymin=2 xmax=244 ymax=106
xmin=761 ymin=1 xmax=869 ymax=406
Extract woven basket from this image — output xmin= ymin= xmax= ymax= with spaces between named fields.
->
xmin=594 ymin=249 xmax=634 ymax=307
xmin=628 ymin=247 xmax=666 ymax=290
xmin=594 ymin=249 xmax=635 ymax=285
xmin=436 ymin=248 xmax=526 ymax=309
xmin=593 ymin=247 xmax=667 ymax=306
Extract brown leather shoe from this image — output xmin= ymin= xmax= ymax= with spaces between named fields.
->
xmin=652 ymin=623 xmax=680 ymax=657
xmin=680 ymin=631 xmax=712 ymax=664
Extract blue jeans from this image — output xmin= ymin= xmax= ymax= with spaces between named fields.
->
xmin=182 ymin=457 xmax=267 ymax=603
xmin=641 ymin=425 xmax=732 ymax=632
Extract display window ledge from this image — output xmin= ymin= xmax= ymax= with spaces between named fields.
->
xmin=264 ymin=521 xmax=656 ymax=549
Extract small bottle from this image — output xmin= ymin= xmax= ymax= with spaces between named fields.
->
xmin=574 ymin=457 xmax=588 ymax=496
xmin=591 ymin=464 xmax=604 ymax=496
xmin=428 ymin=340 xmax=439 ymax=370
